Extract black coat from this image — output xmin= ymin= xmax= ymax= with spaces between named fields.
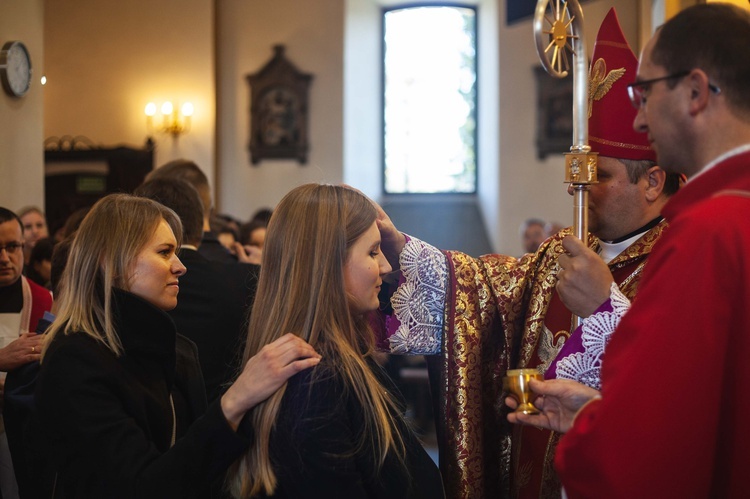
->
xmin=265 ymin=358 xmax=445 ymax=498
xmin=198 ymin=232 xmax=237 ymax=264
xmin=169 ymin=248 xmax=259 ymax=402
xmin=35 ymin=289 xmax=250 ymax=498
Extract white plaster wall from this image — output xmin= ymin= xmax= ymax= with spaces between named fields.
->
xmin=215 ymin=0 xmax=345 ymax=219
xmin=37 ymin=0 xmax=642 ymax=254
xmin=476 ymin=0 xmax=500 ymax=253
xmin=343 ymin=0 xmax=382 ymax=200
xmin=43 ymin=0 xmax=215 ymax=185
xmin=0 ymin=0 xmax=45 ymax=212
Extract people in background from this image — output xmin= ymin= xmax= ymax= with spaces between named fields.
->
xmin=35 ymin=194 xmax=319 ymax=497
xmin=211 ymin=215 xmax=240 ymax=254
xmin=239 ymin=219 xmax=267 ymax=251
xmin=228 ymin=184 xmax=444 ymax=498
xmin=146 ymin=159 xmax=263 ymax=265
xmin=0 ymin=208 xmax=50 ymax=353
xmin=249 ymin=207 xmax=273 ymax=226
xmin=519 ymin=217 xmax=546 ymax=254
xmin=146 ymin=159 xmax=238 ymax=264
xmin=26 ymin=238 xmax=54 ymax=289
xmin=17 ymin=207 xmax=48 ymax=267
xmin=0 ymin=207 xmax=52 ymax=499
xmin=214 ymin=213 xmax=242 ymax=241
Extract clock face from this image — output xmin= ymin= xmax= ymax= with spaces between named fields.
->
xmin=1 ymin=41 xmax=32 ymax=97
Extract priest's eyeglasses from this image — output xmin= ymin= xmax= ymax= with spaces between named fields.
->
xmin=0 ymin=242 xmax=24 ymax=254
xmin=627 ymin=71 xmax=721 ymax=109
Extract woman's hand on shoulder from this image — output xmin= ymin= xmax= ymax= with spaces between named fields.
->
xmin=221 ymin=333 xmax=321 ymax=430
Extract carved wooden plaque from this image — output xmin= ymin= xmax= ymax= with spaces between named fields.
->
xmin=246 ymin=45 xmax=313 ymax=165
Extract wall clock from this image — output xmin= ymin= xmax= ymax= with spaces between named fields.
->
xmin=0 ymin=41 xmax=32 ymax=98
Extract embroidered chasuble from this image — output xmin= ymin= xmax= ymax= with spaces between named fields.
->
xmin=381 ymin=221 xmax=666 ymax=499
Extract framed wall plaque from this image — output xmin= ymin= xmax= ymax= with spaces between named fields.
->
xmin=246 ymin=45 xmax=313 ymax=165
xmin=534 ymin=65 xmax=574 ymax=160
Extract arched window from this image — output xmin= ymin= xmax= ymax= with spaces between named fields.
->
xmin=382 ymin=4 xmax=477 ymax=194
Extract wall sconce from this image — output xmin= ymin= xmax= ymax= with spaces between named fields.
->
xmin=145 ymin=101 xmax=194 ymax=138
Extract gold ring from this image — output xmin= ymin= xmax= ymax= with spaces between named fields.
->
xmin=31 ymin=346 xmax=36 ymax=353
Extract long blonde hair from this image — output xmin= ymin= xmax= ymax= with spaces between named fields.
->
xmin=229 ymin=184 xmax=405 ymax=497
xmin=43 ymin=194 xmax=182 ymax=357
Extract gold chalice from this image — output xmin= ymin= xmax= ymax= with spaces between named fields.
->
xmin=503 ymin=368 xmax=543 ymax=415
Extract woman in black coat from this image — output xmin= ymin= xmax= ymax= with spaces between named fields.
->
xmin=35 ymin=194 xmax=320 ymax=498
xmin=227 ymin=184 xmax=444 ymax=498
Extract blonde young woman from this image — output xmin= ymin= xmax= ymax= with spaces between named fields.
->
xmin=229 ymin=184 xmax=444 ymax=498
xmin=35 ymin=194 xmax=320 ymax=498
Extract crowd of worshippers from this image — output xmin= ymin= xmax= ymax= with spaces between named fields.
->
xmin=0 ymin=4 xmax=749 ymax=498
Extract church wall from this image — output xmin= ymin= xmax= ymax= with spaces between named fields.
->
xmin=39 ymin=0 xmax=642 ymax=256
xmin=43 ymin=0 xmax=215 ymax=187
xmin=0 ymin=0 xmax=45 ymax=212
xmin=215 ymin=0 xmax=345 ymax=219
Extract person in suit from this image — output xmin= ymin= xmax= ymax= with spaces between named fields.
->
xmin=134 ymin=178 xmax=260 ymax=403
xmin=35 ymin=193 xmax=320 ymax=497
xmin=227 ymin=184 xmax=444 ymax=498
xmin=145 ymin=159 xmax=261 ymax=265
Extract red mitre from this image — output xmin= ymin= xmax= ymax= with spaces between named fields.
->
xmin=588 ymin=8 xmax=656 ymax=162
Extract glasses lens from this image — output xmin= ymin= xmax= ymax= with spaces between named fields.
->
xmin=627 ymin=85 xmax=642 ymax=109
xmin=1 ymin=243 xmax=21 ymax=253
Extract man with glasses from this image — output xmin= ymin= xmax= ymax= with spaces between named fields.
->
xmin=508 ymin=4 xmax=750 ymax=497
xmin=0 ymin=207 xmax=49 ymax=365
xmin=372 ymin=9 xmax=682 ymax=498
xmin=0 ymin=207 xmax=52 ymax=497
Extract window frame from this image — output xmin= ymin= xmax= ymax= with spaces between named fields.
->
xmin=380 ymin=2 xmax=479 ymax=196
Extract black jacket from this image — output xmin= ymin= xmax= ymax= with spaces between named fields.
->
xmin=35 ymin=289 xmax=250 ymax=498
xmin=198 ymin=232 xmax=237 ymax=264
xmin=265 ymin=357 xmax=445 ymax=498
xmin=169 ymin=248 xmax=259 ymax=402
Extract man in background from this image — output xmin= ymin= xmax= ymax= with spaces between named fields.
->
xmin=519 ymin=218 xmax=546 ymax=254
xmin=146 ymin=159 xmax=261 ymax=265
xmin=16 ymin=207 xmax=48 ymax=268
xmin=0 ymin=207 xmax=52 ymax=499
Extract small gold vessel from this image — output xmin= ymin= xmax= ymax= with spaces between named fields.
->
xmin=503 ymin=368 xmax=543 ymax=415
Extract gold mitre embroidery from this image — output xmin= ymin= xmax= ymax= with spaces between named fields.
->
xmin=588 ymin=58 xmax=626 ymax=117
xmin=589 ymin=135 xmax=654 ymax=151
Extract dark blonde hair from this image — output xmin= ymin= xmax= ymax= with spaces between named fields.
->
xmin=43 ymin=194 xmax=182 ymax=357
xmin=229 ymin=184 xmax=404 ymax=496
